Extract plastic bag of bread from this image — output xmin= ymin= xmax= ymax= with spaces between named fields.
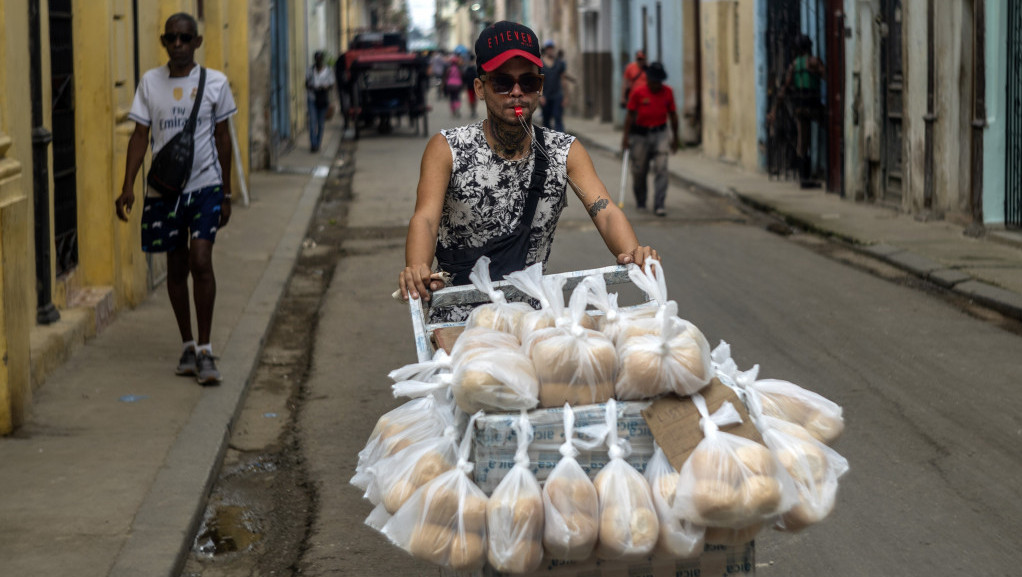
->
xmin=606 ymin=260 xmax=671 ymax=345
xmin=672 ymin=393 xmax=797 ymax=530
xmin=486 ymin=410 xmax=545 ymax=573
xmin=381 ymin=412 xmax=489 ymax=572
xmin=351 ymin=394 xmax=455 ymax=490
xmin=450 ymin=345 xmax=539 ymax=413
xmin=449 ymin=326 xmax=521 ymax=367
xmin=736 ymin=364 xmax=845 ymax=445
xmin=506 ymin=264 xmax=596 ymax=340
xmin=365 ymin=425 xmax=459 ymax=514
xmin=523 ymin=281 xmax=617 ymax=407
xmin=615 ymin=301 xmax=712 ymax=400
xmin=542 ymin=404 xmax=600 ymax=561
xmin=644 ymin=444 xmax=705 ymax=559
xmin=580 ymin=274 xmax=651 ymax=344
xmin=389 ymin=350 xmax=461 ymax=401
xmin=759 ymin=415 xmax=849 ymax=532
xmin=388 ymin=349 xmax=453 ymax=385
xmin=464 ymin=256 xmax=534 ymax=336
xmin=593 ymin=399 xmax=659 ymax=561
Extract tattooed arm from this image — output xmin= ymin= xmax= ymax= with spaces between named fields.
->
xmin=565 ymin=140 xmax=659 ymax=267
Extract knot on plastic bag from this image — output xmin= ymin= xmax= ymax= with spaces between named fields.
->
xmin=558 ymin=404 xmax=582 ymax=458
xmin=693 ymin=394 xmax=743 ymax=437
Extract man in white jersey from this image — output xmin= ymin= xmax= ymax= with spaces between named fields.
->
xmin=397 ymin=21 xmax=658 ymax=314
xmin=115 ymin=13 xmax=238 ymax=385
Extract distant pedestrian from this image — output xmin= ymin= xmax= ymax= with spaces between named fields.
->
xmin=540 ymin=40 xmax=575 ymax=132
xmin=431 ymin=51 xmax=448 ymax=99
xmin=776 ymin=34 xmax=826 ymax=188
xmin=444 ymin=54 xmax=464 ymax=117
xmin=115 ymin=12 xmax=237 ymax=385
xmin=621 ymin=62 xmax=679 ymax=216
xmin=462 ymin=54 xmax=479 ymax=117
xmin=306 ymin=51 xmax=335 ymax=152
xmin=335 ymin=52 xmax=352 ymax=129
xmin=620 ymin=49 xmax=647 ymax=109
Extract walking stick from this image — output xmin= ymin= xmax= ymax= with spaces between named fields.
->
xmin=617 ymin=149 xmax=629 ymax=208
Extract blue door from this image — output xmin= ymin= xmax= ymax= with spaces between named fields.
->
xmin=271 ymin=0 xmax=292 ymax=160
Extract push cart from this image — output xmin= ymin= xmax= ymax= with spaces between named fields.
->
xmin=403 ymin=265 xmax=756 ymax=577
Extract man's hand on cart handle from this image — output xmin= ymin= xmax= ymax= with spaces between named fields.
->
xmin=617 ymin=245 xmax=660 ymax=268
xmin=395 ymin=267 xmax=451 ymax=301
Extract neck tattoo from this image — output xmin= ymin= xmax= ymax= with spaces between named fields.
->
xmin=487 ymin=119 xmax=529 ymax=159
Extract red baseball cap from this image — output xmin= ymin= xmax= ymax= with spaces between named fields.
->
xmin=475 ymin=21 xmax=543 ymax=73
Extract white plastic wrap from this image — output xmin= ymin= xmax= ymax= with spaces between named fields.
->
xmin=486 ymin=411 xmax=545 ymax=573
xmin=644 ymin=444 xmax=705 ymax=559
xmin=672 ymin=394 xmax=797 ymax=531
xmin=381 ymin=412 xmax=490 ymax=572
xmin=615 ymin=301 xmax=712 ymax=400
xmin=351 ymin=395 xmax=455 ymax=490
xmin=450 ymin=346 xmax=539 ymax=413
xmin=542 ymin=404 xmax=600 ymax=561
xmin=464 ymin=257 xmax=534 ymax=336
xmin=523 ymin=280 xmax=617 ymax=407
xmin=593 ymin=399 xmax=659 ymax=561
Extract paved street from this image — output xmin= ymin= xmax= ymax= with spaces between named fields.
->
xmin=296 ymin=102 xmax=1022 ymax=576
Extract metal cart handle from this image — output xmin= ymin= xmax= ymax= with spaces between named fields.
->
xmin=407 ymin=264 xmax=635 ymax=362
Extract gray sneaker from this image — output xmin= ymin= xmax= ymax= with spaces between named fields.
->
xmin=176 ymin=347 xmax=198 ymax=376
xmin=195 ymin=351 xmax=222 ymax=385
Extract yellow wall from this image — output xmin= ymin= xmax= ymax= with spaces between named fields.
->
xmin=0 ymin=0 xmax=36 ymax=433
xmin=1 ymin=0 xmax=252 ymax=432
xmin=700 ymin=0 xmax=758 ymax=170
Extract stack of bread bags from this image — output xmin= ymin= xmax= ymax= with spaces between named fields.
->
xmin=671 ymin=393 xmax=800 ymax=546
xmin=363 ymin=425 xmax=460 ymax=528
xmin=519 ymin=275 xmax=617 ymax=407
xmin=712 ymin=343 xmax=850 ymax=532
xmin=382 ymin=411 xmax=491 ymax=572
xmin=486 ymin=410 xmax=546 ymax=573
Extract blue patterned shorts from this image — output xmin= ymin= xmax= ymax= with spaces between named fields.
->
xmin=141 ymin=185 xmax=224 ymax=253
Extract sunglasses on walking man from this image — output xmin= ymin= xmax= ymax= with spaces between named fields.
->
xmin=483 ymin=72 xmax=544 ymax=95
xmin=161 ymin=33 xmax=196 ymax=44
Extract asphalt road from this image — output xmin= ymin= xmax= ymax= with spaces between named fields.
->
xmin=296 ymin=107 xmax=1022 ymax=576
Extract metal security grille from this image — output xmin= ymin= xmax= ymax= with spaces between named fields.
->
xmin=1007 ymin=0 xmax=1022 ymax=229
xmin=50 ymin=0 xmax=78 ymax=275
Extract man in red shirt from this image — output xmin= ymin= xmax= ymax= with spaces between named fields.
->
xmin=621 ymin=62 xmax=679 ymax=216
xmin=620 ymin=50 xmax=647 ymax=109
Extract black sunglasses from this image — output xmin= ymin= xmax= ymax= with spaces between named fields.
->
xmin=161 ymin=33 xmax=195 ymax=44
xmin=485 ymin=73 xmax=544 ymax=95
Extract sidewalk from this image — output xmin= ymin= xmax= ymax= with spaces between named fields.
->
xmin=0 ymin=123 xmax=342 ymax=577
xmin=566 ymin=116 xmax=1022 ymax=321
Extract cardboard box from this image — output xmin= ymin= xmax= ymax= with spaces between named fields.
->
xmin=471 ymin=401 xmax=655 ymax=494
xmin=642 ymin=379 xmax=764 ymax=472
xmin=440 ymin=542 xmax=755 ymax=577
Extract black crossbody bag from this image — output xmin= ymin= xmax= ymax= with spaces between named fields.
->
xmin=147 ymin=67 xmax=206 ymax=201
xmin=437 ymin=127 xmax=550 ymax=286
